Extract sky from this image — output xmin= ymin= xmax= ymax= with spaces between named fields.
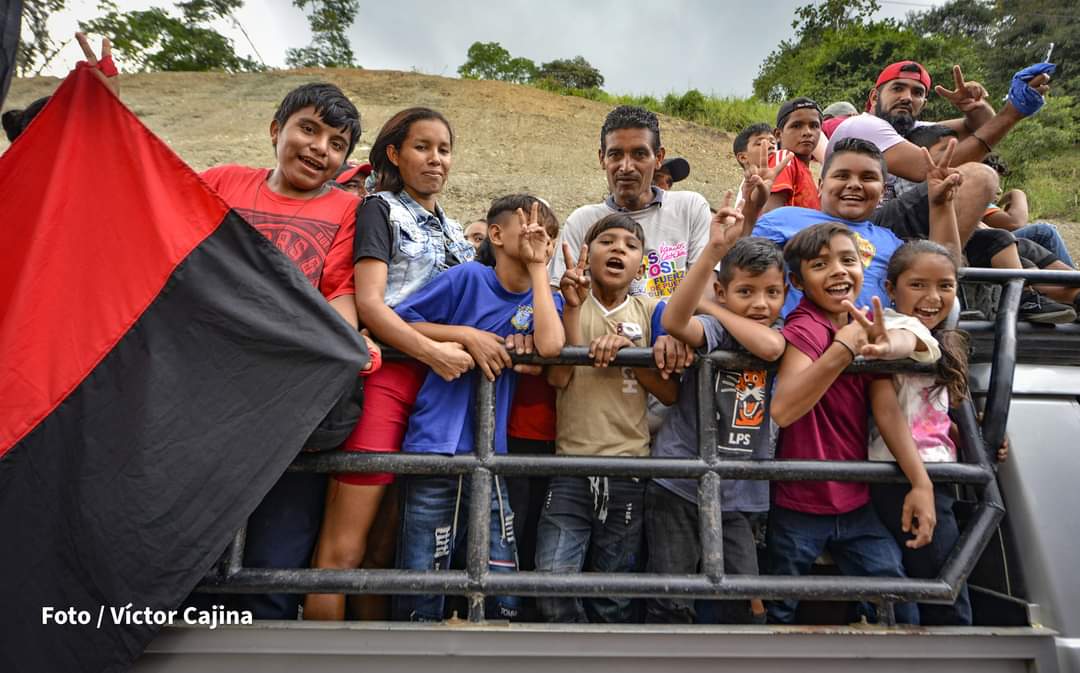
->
xmin=38 ymin=0 xmax=945 ymax=97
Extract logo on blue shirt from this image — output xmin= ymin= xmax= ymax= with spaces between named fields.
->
xmin=510 ymin=304 xmax=534 ymax=332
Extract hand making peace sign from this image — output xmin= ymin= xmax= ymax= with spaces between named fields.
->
xmin=924 ymin=137 xmax=963 ymax=207
xmin=75 ymin=32 xmax=119 ymax=97
xmin=517 ymin=202 xmax=551 ymax=266
xmin=742 ymin=141 xmax=794 ymax=209
xmin=708 ymin=191 xmax=744 ymax=258
xmin=934 ymin=65 xmax=988 ymax=114
xmin=559 ymin=242 xmax=591 ymax=308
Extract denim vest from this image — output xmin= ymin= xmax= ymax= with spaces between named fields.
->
xmin=373 ymin=191 xmax=474 ymax=307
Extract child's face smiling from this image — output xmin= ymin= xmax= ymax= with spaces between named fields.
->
xmin=716 ymin=267 xmax=786 ymax=325
xmin=820 ymin=152 xmax=884 ymax=221
xmin=587 ymin=227 xmax=644 ymax=293
xmin=796 ymin=234 xmax=864 ymax=317
xmin=888 ymin=253 xmax=957 ymax=330
xmin=776 ymin=109 xmax=821 ymax=159
xmin=270 ymin=106 xmax=351 ymax=197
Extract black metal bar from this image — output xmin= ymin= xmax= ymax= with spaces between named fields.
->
xmin=960 ymin=267 xmax=1080 ymax=285
xmin=982 ymin=278 xmax=1023 ymax=457
xmin=698 ymin=473 xmax=723 ymax=581
xmin=199 ymin=567 xmax=954 ymax=603
xmin=224 ymin=526 xmax=246 ymax=577
xmin=466 ymin=376 xmax=496 ymax=622
xmin=290 ymin=451 xmax=993 ymax=484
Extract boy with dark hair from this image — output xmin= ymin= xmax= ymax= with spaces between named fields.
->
xmin=648 ymin=198 xmax=787 ymax=625
xmin=748 ymin=138 xmax=907 ymax=317
xmin=194 ymin=81 xmax=382 ymax=620
xmin=537 ymin=213 xmax=677 ymax=623
xmin=768 ymin=222 xmax=939 ymax=625
xmin=732 ymin=123 xmax=776 ymax=209
xmin=762 ymin=97 xmax=823 ymax=213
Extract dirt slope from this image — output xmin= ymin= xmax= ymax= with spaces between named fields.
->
xmin=6 ymin=68 xmax=1078 ymax=253
xmin=1 ymin=68 xmax=743 ymax=224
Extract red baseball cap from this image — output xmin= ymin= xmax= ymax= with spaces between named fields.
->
xmin=868 ymin=61 xmax=932 ymax=110
xmin=335 ymin=162 xmax=372 ymax=184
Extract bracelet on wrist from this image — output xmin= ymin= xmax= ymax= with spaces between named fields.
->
xmin=972 ymin=133 xmax=993 ymax=154
xmin=834 ymin=339 xmax=857 ymax=361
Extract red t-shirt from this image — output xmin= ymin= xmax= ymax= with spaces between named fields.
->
xmin=200 ymin=165 xmax=358 ymax=301
xmin=821 ymin=116 xmax=849 ymax=139
xmin=776 ymin=298 xmax=873 ymax=515
xmin=771 ymin=150 xmax=821 ymax=211
xmin=507 ymin=373 xmax=556 ymax=441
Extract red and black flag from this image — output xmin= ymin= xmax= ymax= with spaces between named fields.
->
xmin=0 ymin=65 xmax=366 ymax=671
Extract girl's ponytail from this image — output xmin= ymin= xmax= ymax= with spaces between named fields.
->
xmin=934 ymin=327 xmax=970 ymax=406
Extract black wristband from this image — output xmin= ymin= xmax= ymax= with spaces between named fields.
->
xmin=834 ymin=339 xmax=857 ymax=361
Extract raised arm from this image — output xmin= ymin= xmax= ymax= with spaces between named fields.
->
xmin=520 ymin=205 xmax=565 ymax=357
xmin=923 ymin=138 xmax=964 ymax=259
xmin=547 ymin=242 xmax=589 ymax=389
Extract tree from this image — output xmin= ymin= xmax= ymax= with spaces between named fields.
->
xmin=753 ymin=0 xmax=984 ymax=119
xmin=81 ymin=0 xmax=263 ymax=73
xmin=988 ymin=0 xmax=1079 ymax=98
xmin=536 ymin=56 xmax=604 ymax=90
xmin=905 ymin=0 xmax=995 ymax=47
xmin=285 ymin=0 xmax=359 ymax=69
xmin=16 ymin=0 xmax=67 ymax=76
xmin=457 ymin=42 xmax=536 ymax=84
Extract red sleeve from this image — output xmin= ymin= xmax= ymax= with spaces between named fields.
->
xmin=781 ymin=311 xmax=828 ymax=361
xmin=320 ymin=207 xmax=357 ymax=300
xmin=771 ymin=156 xmax=797 ymax=195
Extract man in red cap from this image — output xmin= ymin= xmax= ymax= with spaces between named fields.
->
xmin=826 ymin=59 xmax=1052 ymax=247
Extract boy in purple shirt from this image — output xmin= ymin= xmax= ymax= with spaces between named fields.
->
xmin=768 ymin=222 xmax=937 ymax=625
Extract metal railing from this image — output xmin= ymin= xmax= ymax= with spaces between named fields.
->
xmin=197 ymin=267 xmax=1080 ymax=626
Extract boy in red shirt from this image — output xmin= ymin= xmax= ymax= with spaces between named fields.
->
xmin=768 ymin=222 xmax=937 ymax=625
xmin=761 ymin=97 xmax=823 ymax=213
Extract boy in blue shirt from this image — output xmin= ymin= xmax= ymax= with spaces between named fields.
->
xmin=391 ymin=197 xmax=565 ymax=621
xmin=750 ymin=138 xmax=906 ymax=316
xmin=647 ymin=198 xmax=787 ymax=624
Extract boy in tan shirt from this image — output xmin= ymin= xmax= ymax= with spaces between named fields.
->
xmin=537 ymin=214 xmax=677 ymax=623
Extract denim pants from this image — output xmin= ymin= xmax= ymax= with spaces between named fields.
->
xmin=766 ymin=503 xmax=918 ymax=624
xmin=1015 ymin=222 xmax=1074 ymax=268
xmin=871 ymin=483 xmax=972 ymax=625
xmin=534 ymin=476 xmax=645 ymax=623
xmin=208 ymin=471 xmax=326 ymax=620
xmin=393 ymin=474 xmax=519 ymax=622
xmin=643 ymin=482 xmax=759 ymax=624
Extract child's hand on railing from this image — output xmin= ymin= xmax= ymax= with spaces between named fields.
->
xmin=589 ymin=334 xmax=634 ymax=368
xmin=652 ymin=335 xmax=694 ymax=380
xmin=505 ymin=333 xmax=543 ymax=375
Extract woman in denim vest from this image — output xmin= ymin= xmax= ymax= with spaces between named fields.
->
xmin=306 ymin=108 xmax=480 ymax=620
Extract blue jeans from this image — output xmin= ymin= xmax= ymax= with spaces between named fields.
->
xmin=871 ymin=483 xmax=972 ymax=625
xmin=534 ymin=476 xmax=645 ymax=623
xmin=1015 ymin=222 xmax=1074 ymax=268
xmin=766 ymin=504 xmax=918 ymax=625
xmin=393 ymin=474 xmax=519 ymax=622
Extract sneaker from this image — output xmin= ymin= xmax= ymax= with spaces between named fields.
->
xmin=1019 ymin=290 xmax=1077 ymax=324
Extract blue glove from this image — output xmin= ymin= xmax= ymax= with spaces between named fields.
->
xmin=1008 ymin=62 xmax=1056 ymax=116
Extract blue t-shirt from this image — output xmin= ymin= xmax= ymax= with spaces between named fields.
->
xmin=752 ymin=206 xmax=903 ymax=317
xmin=652 ymin=315 xmax=775 ymax=512
xmin=395 ymin=262 xmax=563 ymax=455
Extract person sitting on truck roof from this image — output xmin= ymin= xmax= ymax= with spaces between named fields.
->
xmin=648 ymin=215 xmax=787 ymax=625
xmin=538 ymin=213 xmax=678 ymax=624
xmin=768 ymin=222 xmax=941 ymax=625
